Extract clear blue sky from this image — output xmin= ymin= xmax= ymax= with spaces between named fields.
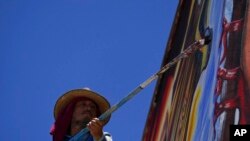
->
xmin=0 ymin=0 xmax=177 ymax=140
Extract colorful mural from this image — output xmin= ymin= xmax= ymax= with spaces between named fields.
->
xmin=143 ymin=0 xmax=250 ymax=141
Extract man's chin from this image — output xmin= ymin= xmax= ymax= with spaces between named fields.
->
xmin=72 ymin=119 xmax=89 ymax=128
xmin=73 ymin=116 xmax=91 ymax=123
xmin=80 ymin=116 xmax=93 ymax=122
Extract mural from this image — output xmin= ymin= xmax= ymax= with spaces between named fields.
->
xmin=143 ymin=0 xmax=250 ymax=141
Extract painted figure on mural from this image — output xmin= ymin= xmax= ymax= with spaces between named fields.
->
xmin=50 ymin=88 xmax=112 ymax=141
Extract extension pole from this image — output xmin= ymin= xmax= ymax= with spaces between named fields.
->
xmin=69 ymin=38 xmax=208 ymax=141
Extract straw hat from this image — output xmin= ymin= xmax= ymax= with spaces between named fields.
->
xmin=54 ymin=88 xmax=111 ymax=124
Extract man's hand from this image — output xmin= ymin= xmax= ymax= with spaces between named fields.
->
xmin=87 ymin=118 xmax=104 ymax=140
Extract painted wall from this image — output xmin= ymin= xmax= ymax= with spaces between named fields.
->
xmin=143 ymin=0 xmax=250 ymax=140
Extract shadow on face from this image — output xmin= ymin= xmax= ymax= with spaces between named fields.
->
xmin=72 ymin=99 xmax=98 ymax=123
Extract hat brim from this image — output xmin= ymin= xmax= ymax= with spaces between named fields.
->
xmin=54 ymin=89 xmax=111 ymax=125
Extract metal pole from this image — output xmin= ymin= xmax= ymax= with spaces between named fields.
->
xmin=69 ymin=38 xmax=207 ymax=141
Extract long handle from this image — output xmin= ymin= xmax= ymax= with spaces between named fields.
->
xmin=69 ymin=38 xmax=207 ymax=141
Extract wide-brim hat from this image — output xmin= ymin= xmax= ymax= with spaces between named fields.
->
xmin=54 ymin=88 xmax=111 ymax=125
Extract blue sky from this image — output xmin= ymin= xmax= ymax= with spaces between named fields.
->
xmin=0 ymin=0 xmax=177 ymax=140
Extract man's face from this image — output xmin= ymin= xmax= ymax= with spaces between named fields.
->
xmin=72 ymin=99 xmax=98 ymax=123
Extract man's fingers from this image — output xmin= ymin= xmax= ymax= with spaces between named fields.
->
xmin=93 ymin=118 xmax=104 ymax=127
xmin=87 ymin=118 xmax=104 ymax=129
xmin=87 ymin=118 xmax=104 ymax=139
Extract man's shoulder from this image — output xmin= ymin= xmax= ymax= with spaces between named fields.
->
xmin=103 ymin=132 xmax=111 ymax=135
xmin=101 ymin=132 xmax=112 ymax=141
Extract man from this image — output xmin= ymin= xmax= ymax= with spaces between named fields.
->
xmin=50 ymin=88 xmax=112 ymax=141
